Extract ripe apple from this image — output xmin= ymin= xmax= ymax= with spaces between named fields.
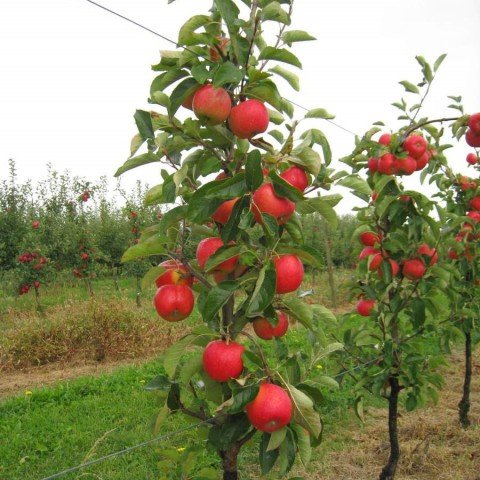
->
xmin=368 ymin=253 xmax=383 ymax=271
xmin=246 ymin=383 xmax=293 ymax=432
xmin=399 ymin=195 xmax=411 ymax=203
xmin=415 ymin=151 xmax=430 ymax=171
xmin=209 ymin=36 xmax=230 ymax=62
xmin=468 ymin=113 xmax=480 ymax=135
xmin=356 ymin=298 xmax=375 ymax=316
xmin=228 ymin=99 xmax=269 ymax=139
xmin=193 ymin=85 xmax=231 ymax=125
xmin=469 ymin=196 xmax=480 ymax=211
xmin=467 ymin=211 xmax=480 ymax=223
xmin=466 ymin=129 xmax=480 ymax=148
xmin=402 ymin=258 xmax=426 ymax=280
xmin=359 ymin=231 xmax=380 ymax=247
xmin=203 ymin=340 xmax=244 ymax=382
xmin=378 ymin=133 xmax=392 ymax=146
xmin=252 ymin=183 xmax=295 ymax=225
xmin=156 ymin=260 xmax=193 ymax=288
xmin=467 ymin=153 xmax=479 ymax=165
xmin=253 ymin=311 xmax=289 ymax=340
xmin=358 ymin=246 xmax=379 ymax=260
xmin=378 ymin=153 xmax=398 ymax=175
xmin=403 ymin=134 xmax=427 ymax=158
xmin=212 ymin=198 xmax=239 ymax=225
xmin=274 ymin=254 xmax=304 ymax=294
xmin=154 ymin=284 xmax=194 ymax=322
xmin=32 ymin=220 xmax=40 ymax=229
xmin=81 ymin=253 xmax=89 ymax=261
xmin=280 ymin=166 xmax=309 ymax=192
xmin=377 ymin=258 xmax=399 ymax=278
xmin=181 ymin=89 xmax=198 ymax=110
xmin=397 ymin=156 xmax=417 ymax=175
xmin=196 ymin=237 xmax=238 ymax=273
xmin=368 ymin=157 xmax=379 ymax=174
xmin=34 ymin=281 xmax=41 ymax=289
xmin=417 ymin=243 xmax=438 ymax=265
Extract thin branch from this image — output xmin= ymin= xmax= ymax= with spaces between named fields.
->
xmin=403 ymin=116 xmax=460 ymax=138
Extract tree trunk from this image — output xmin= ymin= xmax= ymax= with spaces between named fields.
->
xmin=324 ymin=235 xmax=337 ymax=308
xmin=220 ymin=445 xmax=239 ymax=480
xmin=379 ymin=376 xmax=400 ymax=480
xmin=112 ymin=265 xmax=120 ymax=292
xmin=135 ymin=275 xmax=142 ymax=307
xmin=458 ymin=331 xmax=472 ymax=428
xmin=34 ymin=286 xmax=44 ymax=317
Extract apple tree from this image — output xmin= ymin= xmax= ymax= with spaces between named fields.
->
xmin=117 ymin=1 xmax=342 ymax=478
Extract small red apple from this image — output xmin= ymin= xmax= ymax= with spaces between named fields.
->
xmin=246 ymin=383 xmax=293 ymax=432
xmin=358 ymin=246 xmax=380 ymax=260
xmin=469 ymin=196 xmax=480 ymax=211
xmin=377 ymin=258 xmax=399 ymax=278
xmin=399 ymin=195 xmax=411 ymax=203
xmin=356 ymin=299 xmax=375 ymax=316
xmin=203 ymin=340 xmax=244 ymax=382
xmin=367 ymin=157 xmax=379 ymax=174
xmin=402 ymin=258 xmax=426 ymax=280
xmin=397 ymin=156 xmax=417 ymax=175
xmin=466 ymin=129 xmax=480 ymax=148
xmin=228 ymin=99 xmax=269 ymax=139
xmin=81 ymin=192 xmax=90 ymax=202
xmin=193 ymin=85 xmax=231 ymax=125
xmin=467 ymin=153 xmax=479 ymax=165
xmin=154 ymin=284 xmax=194 ymax=322
xmin=377 ymin=154 xmax=398 ymax=175
xmin=467 ymin=211 xmax=480 ymax=223
xmin=403 ymin=134 xmax=427 ymax=159
xmin=415 ymin=151 xmax=430 ymax=171
xmin=359 ymin=231 xmax=380 ymax=247
xmin=378 ymin=133 xmax=392 ymax=146
xmin=371 ymin=192 xmax=378 ymax=203
xmin=280 ymin=166 xmax=309 ymax=192
xmin=81 ymin=253 xmax=89 ymax=261
xmin=274 ymin=254 xmax=304 ymax=294
xmin=212 ymin=198 xmax=239 ymax=225
xmin=368 ymin=253 xmax=383 ymax=271
xmin=468 ymin=113 xmax=480 ymax=135
xmin=156 ymin=260 xmax=193 ymax=288
xmin=417 ymin=243 xmax=438 ymax=265
xmin=34 ymin=281 xmax=41 ymax=289
xmin=253 ymin=311 xmax=289 ymax=340
xmin=196 ymin=237 xmax=238 ymax=273
xmin=252 ymin=183 xmax=295 ymax=225
xmin=32 ymin=220 xmax=40 ymax=229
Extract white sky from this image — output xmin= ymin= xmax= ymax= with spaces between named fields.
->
xmin=1 ymin=0 xmax=479 ymax=213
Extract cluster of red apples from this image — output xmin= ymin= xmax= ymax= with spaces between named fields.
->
xmin=368 ymin=133 xmax=432 ymax=176
xmin=17 ymin=250 xmax=47 ymax=294
xmin=355 ymin=231 xmax=437 ymax=317
xmin=465 ymin=113 xmax=480 ymax=149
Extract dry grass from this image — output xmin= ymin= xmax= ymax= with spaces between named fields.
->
xmin=305 ymin=351 xmax=480 ymax=480
xmin=0 ymin=298 xmax=187 ymax=373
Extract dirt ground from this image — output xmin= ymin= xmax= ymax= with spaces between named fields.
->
xmin=309 ymin=351 xmax=480 ymax=480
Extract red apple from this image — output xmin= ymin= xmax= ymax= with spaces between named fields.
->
xmin=359 ymin=231 xmax=380 ymax=247
xmin=228 ymin=99 xmax=269 ymax=139
xmin=252 ymin=183 xmax=295 ymax=225
xmin=253 ymin=311 xmax=289 ymax=340
xmin=415 ymin=151 xmax=430 ymax=171
xmin=34 ymin=281 xmax=41 ymax=289
xmin=467 ymin=153 xmax=479 ymax=165
xmin=397 ymin=156 xmax=417 ymax=175
xmin=402 ymin=258 xmax=426 ymax=280
xmin=467 ymin=211 xmax=480 ymax=223
xmin=377 ymin=258 xmax=399 ymax=278
xmin=181 ymin=89 xmax=198 ymax=110
xmin=468 ymin=113 xmax=480 ymax=135
xmin=274 ymin=254 xmax=304 ymax=294
xmin=196 ymin=237 xmax=238 ymax=273
xmin=466 ymin=129 xmax=480 ymax=148
xmin=403 ymin=134 xmax=427 ymax=158
xmin=156 ymin=260 xmax=193 ymax=288
xmin=368 ymin=157 xmax=379 ymax=174
xmin=377 ymin=153 xmax=397 ymax=175
xmin=32 ymin=220 xmax=40 ymax=229
xmin=356 ymin=299 xmax=375 ymax=317
xmin=193 ymin=85 xmax=231 ymax=125
xmin=358 ymin=246 xmax=379 ymax=260
xmin=417 ymin=243 xmax=438 ymax=265
xmin=212 ymin=198 xmax=239 ymax=225
xmin=280 ymin=166 xmax=309 ymax=192
xmin=378 ymin=133 xmax=392 ymax=146
xmin=469 ymin=196 xmax=480 ymax=211
xmin=246 ymin=383 xmax=293 ymax=432
xmin=81 ymin=253 xmax=89 ymax=261
xmin=209 ymin=36 xmax=230 ymax=62
xmin=154 ymin=284 xmax=194 ymax=322
xmin=368 ymin=253 xmax=383 ymax=271
xmin=399 ymin=195 xmax=411 ymax=203
xmin=203 ymin=340 xmax=244 ymax=382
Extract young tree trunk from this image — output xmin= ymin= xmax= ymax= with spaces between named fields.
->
xmin=34 ymin=286 xmax=44 ymax=317
xmin=112 ymin=265 xmax=120 ymax=292
xmin=324 ymin=235 xmax=337 ymax=308
xmin=135 ymin=275 xmax=142 ymax=307
xmin=379 ymin=376 xmax=400 ymax=480
xmin=220 ymin=445 xmax=239 ymax=480
xmin=86 ymin=278 xmax=94 ymax=297
xmin=458 ymin=331 xmax=472 ymax=428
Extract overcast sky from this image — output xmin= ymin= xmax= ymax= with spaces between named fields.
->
xmin=1 ymin=0 xmax=479 ymax=213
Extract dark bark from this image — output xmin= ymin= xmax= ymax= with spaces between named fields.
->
xmin=379 ymin=376 xmax=401 ymax=480
xmin=458 ymin=331 xmax=472 ymax=428
xmin=220 ymin=445 xmax=239 ymax=480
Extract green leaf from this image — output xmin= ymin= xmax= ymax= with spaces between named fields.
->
xmin=399 ymin=80 xmax=419 ymax=94
xmin=354 ymin=396 xmax=364 ymax=422
xmin=278 ymin=429 xmax=296 ymax=474
xmin=433 ymin=53 xmax=447 ymax=72
xmin=281 ymin=30 xmax=316 ymax=44
xmin=296 ymin=197 xmax=338 ymax=229
xmin=115 ymin=153 xmax=161 ymax=177
xmin=179 ymin=351 xmax=204 ymax=385
xmin=191 ymin=63 xmax=211 ymax=84
xmin=144 ymin=374 xmax=171 ymax=391
xmin=150 ymin=71 xmax=189 ymax=96
xmin=121 ymin=234 xmax=168 ymax=262
xmin=157 ymin=205 xmax=187 ymax=231
xmin=134 ymin=110 xmax=155 ymax=140
xmin=277 ymin=245 xmax=322 ymax=270
xmin=213 ymin=62 xmax=244 ymax=87
xmin=288 ymin=384 xmax=321 ymax=438
xmin=292 ymin=424 xmax=311 ymax=466
xmin=312 ymin=305 xmax=337 ymax=326
xmin=282 ymin=297 xmax=314 ymax=330
xmin=290 ymin=148 xmax=321 ymax=176
xmin=203 ymin=282 xmax=238 ymax=323
xmin=269 ymin=66 xmax=299 ymax=91
xmin=267 ymin=428 xmax=287 ymax=451
xmin=337 ymin=175 xmax=372 ymax=196
xmin=164 ymin=334 xmax=198 ymax=378
xmin=141 ymin=265 xmax=166 ymax=291
xmin=259 ymin=433 xmax=279 ymax=474
xmin=245 ymin=80 xmax=283 ymax=111
xmin=208 ymin=414 xmax=251 ymax=450
xmin=269 ymin=172 xmax=304 ymax=202
xmin=205 ymin=245 xmax=243 ymax=273
xmin=304 ymin=108 xmax=335 ymax=120
xmin=178 ymin=15 xmax=211 ymax=46
xmin=258 ymin=47 xmax=302 ymax=69
xmin=229 ymin=384 xmax=259 ymax=414
xmin=262 ymin=1 xmax=291 ymax=25
xmin=246 ymin=264 xmax=276 ymax=317
xmin=168 ymin=77 xmax=200 ymax=117
xmin=221 ymin=196 xmax=251 ymax=243
xmin=245 ymin=150 xmax=264 ymax=191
